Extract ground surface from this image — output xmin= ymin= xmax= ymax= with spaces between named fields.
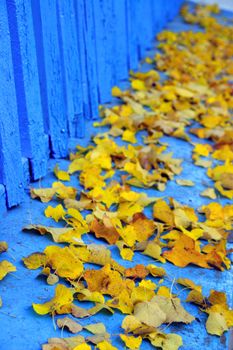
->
xmin=0 ymin=5 xmax=232 ymax=350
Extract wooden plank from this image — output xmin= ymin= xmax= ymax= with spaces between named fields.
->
xmin=92 ymin=0 xmax=114 ymax=103
xmin=112 ymin=0 xmax=128 ymax=82
xmin=126 ymin=0 xmax=139 ymax=71
xmin=6 ymin=0 xmax=48 ymax=180
xmin=0 ymin=1 xmax=24 ymax=207
xmin=83 ymin=0 xmax=99 ymax=119
xmin=73 ymin=0 xmax=91 ymax=122
xmin=151 ymin=1 xmax=165 ymax=33
xmin=31 ymin=0 xmax=68 ymax=158
xmin=56 ymin=0 xmax=83 ymax=138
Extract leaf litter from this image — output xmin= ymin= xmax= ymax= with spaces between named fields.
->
xmin=21 ymin=4 xmax=233 ymax=349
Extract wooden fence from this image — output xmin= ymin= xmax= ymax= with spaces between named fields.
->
xmin=0 ymin=0 xmax=183 ymax=210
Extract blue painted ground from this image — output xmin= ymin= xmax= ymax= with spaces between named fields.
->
xmin=0 ymin=5 xmax=233 ymax=350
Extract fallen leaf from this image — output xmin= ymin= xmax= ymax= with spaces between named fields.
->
xmin=0 ymin=260 xmax=16 ymax=280
xmin=33 ymin=284 xmax=73 ymax=315
xmin=120 ymin=334 xmax=142 ymax=349
xmin=56 ymin=317 xmax=83 ymax=333
xmin=54 ymin=164 xmax=70 ymax=181
xmin=176 ymin=179 xmax=195 ymax=187
xmin=45 ymin=204 xmax=66 ymax=222
xmin=0 ymin=242 xmax=8 ymax=254
xmin=84 ymin=322 xmax=106 ymax=335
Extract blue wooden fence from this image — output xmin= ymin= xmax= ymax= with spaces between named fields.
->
xmin=0 ymin=0 xmax=183 ymax=210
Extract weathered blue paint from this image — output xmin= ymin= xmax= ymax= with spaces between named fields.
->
xmin=0 ymin=0 xmax=183 ymax=209
xmin=93 ymin=0 xmax=114 ymax=103
xmin=0 ymin=1 xmax=24 ymax=207
xmin=57 ymin=0 xmax=83 ymax=138
xmin=83 ymin=0 xmax=99 ymax=119
xmin=6 ymin=0 xmax=48 ymax=180
xmin=73 ymin=0 xmax=91 ymax=121
xmin=31 ymin=0 xmax=68 ymax=158
xmin=126 ymin=0 xmax=139 ymax=71
xmin=112 ymin=0 xmax=128 ymax=82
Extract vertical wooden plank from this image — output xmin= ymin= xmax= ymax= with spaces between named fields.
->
xmin=56 ymin=0 xmax=84 ymax=138
xmin=0 ymin=0 xmax=23 ymax=207
xmin=6 ymin=0 xmax=48 ymax=180
xmin=135 ymin=0 xmax=153 ymax=59
xmin=73 ymin=0 xmax=91 ymax=121
xmin=152 ymin=0 xmax=166 ymax=33
xmin=31 ymin=0 xmax=68 ymax=158
xmin=92 ymin=0 xmax=114 ymax=103
xmin=83 ymin=0 xmax=99 ymax=119
xmin=112 ymin=0 xmax=128 ymax=82
xmin=126 ymin=0 xmax=139 ymax=71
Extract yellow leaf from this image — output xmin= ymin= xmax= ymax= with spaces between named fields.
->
xmin=84 ymin=322 xmax=106 ymax=334
xmin=107 ymin=289 xmax=134 ymax=314
xmin=193 ymin=143 xmax=212 ymax=157
xmin=52 ymin=182 xmax=77 ymax=200
xmin=54 ymin=164 xmax=70 ymax=181
xmin=131 ymin=286 xmax=155 ymax=304
xmin=153 ymin=200 xmax=174 ymax=226
xmin=120 ymin=334 xmax=142 ymax=349
xmin=33 ymin=284 xmax=73 ymax=315
xmin=147 ymin=264 xmax=166 ymax=277
xmin=30 ymin=187 xmax=55 ymax=202
xmin=176 ymin=179 xmax=195 ymax=187
xmin=23 ymin=224 xmax=85 ymax=244
xmin=176 ymin=278 xmax=202 ymax=293
xmin=78 ymin=289 xmax=105 ymax=304
xmin=134 ymin=300 xmax=166 ymax=327
xmin=121 ymin=315 xmax=143 ymax=333
xmin=131 ymin=79 xmax=146 ymax=91
xmin=0 ymin=260 xmax=16 ymax=280
xmin=97 ymin=340 xmax=118 ymax=350
xmin=139 ymin=279 xmax=156 ymax=290
xmin=151 ymin=295 xmax=195 ymax=324
xmin=200 ymin=188 xmax=217 ymax=199
xmin=119 ymin=247 xmax=134 ymax=261
xmin=122 ymin=130 xmax=137 ymax=144
xmin=73 ymin=344 xmax=91 ymax=350
xmin=149 ymin=332 xmax=183 ymax=350
xmin=44 ymin=246 xmax=83 ymax=279
xmin=23 ymin=252 xmax=46 ymax=270
xmin=206 ymin=312 xmax=228 ymax=336
xmin=44 ymin=204 xmax=66 ymax=222
xmin=143 ymin=241 xmax=166 ymax=263
xmin=118 ymin=225 xmax=137 ymax=247
xmin=0 ymin=241 xmax=8 ymax=254
xmin=111 ymin=86 xmax=122 ymax=97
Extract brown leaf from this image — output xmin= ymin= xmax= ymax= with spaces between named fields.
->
xmin=57 ymin=317 xmax=83 ymax=333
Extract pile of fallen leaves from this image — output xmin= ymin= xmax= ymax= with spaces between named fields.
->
xmin=22 ymin=4 xmax=233 ymax=350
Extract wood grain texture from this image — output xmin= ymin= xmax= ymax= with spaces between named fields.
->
xmin=31 ymin=0 xmax=68 ymax=158
xmin=112 ymin=0 xmax=128 ymax=82
xmin=83 ymin=0 xmax=99 ymax=119
xmin=6 ymin=0 xmax=48 ymax=180
xmin=0 ymin=0 xmax=184 ymax=210
xmin=93 ymin=0 xmax=114 ymax=103
xmin=57 ymin=0 xmax=83 ymax=138
xmin=0 ymin=1 xmax=24 ymax=207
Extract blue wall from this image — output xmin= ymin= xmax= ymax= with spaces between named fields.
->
xmin=0 ymin=0 xmax=183 ymax=209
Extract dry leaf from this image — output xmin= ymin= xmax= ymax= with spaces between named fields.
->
xmin=0 ymin=260 xmax=16 ymax=280
xmin=56 ymin=317 xmax=83 ymax=333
